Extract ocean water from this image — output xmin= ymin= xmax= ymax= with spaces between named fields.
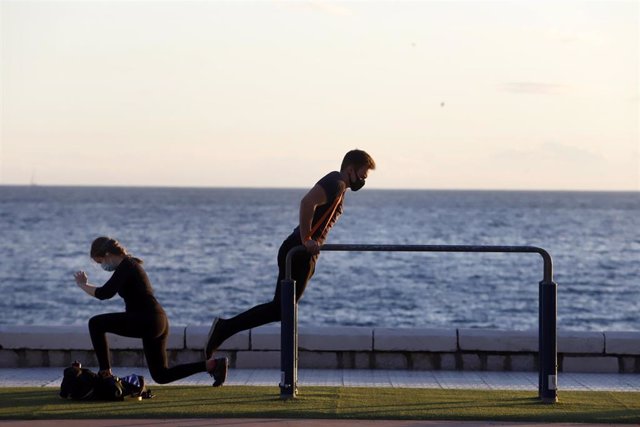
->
xmin=0 ymin=186 xmax=638 ymax=331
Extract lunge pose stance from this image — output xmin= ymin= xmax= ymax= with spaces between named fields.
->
xmin=205 ymin=149 xmax=376 ymax=358
xmin=74 ymin=237 xmax=228 ymax=386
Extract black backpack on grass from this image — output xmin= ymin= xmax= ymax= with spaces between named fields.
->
xmin=59 ymin=362 xmax=149 ymax=401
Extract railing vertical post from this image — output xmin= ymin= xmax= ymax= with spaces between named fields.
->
xmin=539 ymin=278 xmax=558 ymax=403
xmin=279 ymin=278 xmax=297 ymax=400
xmin=538 ymin=280 xmax=543 ymax=398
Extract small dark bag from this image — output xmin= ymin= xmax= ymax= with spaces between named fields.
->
xmin=60 ymin=364 xmax=148 ymax=401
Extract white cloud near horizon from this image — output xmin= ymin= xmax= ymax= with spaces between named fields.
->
xmin=502 ymin=82 xmax=570 ymax=95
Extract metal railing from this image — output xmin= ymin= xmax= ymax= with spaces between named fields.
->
xmin=279 ymin=244 xmax=558 ymax=404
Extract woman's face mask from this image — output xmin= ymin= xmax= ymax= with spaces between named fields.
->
xmin=101 ymin=262 xmax=117 ymax=272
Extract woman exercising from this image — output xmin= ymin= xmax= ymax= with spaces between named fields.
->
xmin=74 ymin=236 xmax=228 ymax=386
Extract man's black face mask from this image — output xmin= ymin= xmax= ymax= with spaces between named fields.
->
xmin=349 ymin=172 xmax=365 ymax=191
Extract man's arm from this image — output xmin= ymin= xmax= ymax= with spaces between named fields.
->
xmin=299 ymin=184 xmax=328 ymax=254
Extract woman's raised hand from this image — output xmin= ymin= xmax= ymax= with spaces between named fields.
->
xmin=74 ymin=271 xmax=88 ymax=287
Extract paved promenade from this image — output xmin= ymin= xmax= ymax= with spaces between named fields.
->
xmin=2 ymin=367 xmax=640 ymax=392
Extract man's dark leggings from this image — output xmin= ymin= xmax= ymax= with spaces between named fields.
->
xmin=88 ymin=311 xmax=206 ymax=384
xmin=214 ymin=237 xmax=316 ymax=344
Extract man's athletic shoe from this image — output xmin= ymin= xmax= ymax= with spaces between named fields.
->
xmin=210 ymin=357 xmax=228 ymax=387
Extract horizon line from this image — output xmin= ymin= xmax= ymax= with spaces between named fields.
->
xmin=0 ymin=183 xmax=638 ymax=193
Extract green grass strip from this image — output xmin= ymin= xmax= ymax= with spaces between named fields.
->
xmin=1 ymin=386 xmax=639 ymax=423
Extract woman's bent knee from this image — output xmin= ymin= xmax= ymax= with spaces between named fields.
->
xmin=149 ymin=369 xmax=171 ymax=384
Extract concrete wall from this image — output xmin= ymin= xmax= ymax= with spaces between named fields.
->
xmin=1 ymin=326 xmax=638 ymax=373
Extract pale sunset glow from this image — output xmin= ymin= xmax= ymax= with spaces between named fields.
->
xmin=1 ymin=0 xmax=638 ymax=190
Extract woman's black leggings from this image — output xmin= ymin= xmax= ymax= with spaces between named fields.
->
xmin=88 ymin=311 xmax=206 ymax=384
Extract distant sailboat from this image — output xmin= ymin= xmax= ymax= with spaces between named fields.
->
xmin=30 ymin=170 xmax=38 ymax=186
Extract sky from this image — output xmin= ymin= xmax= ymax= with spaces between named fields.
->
xmin=1 ymin=0 xmax=638 ymax=191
